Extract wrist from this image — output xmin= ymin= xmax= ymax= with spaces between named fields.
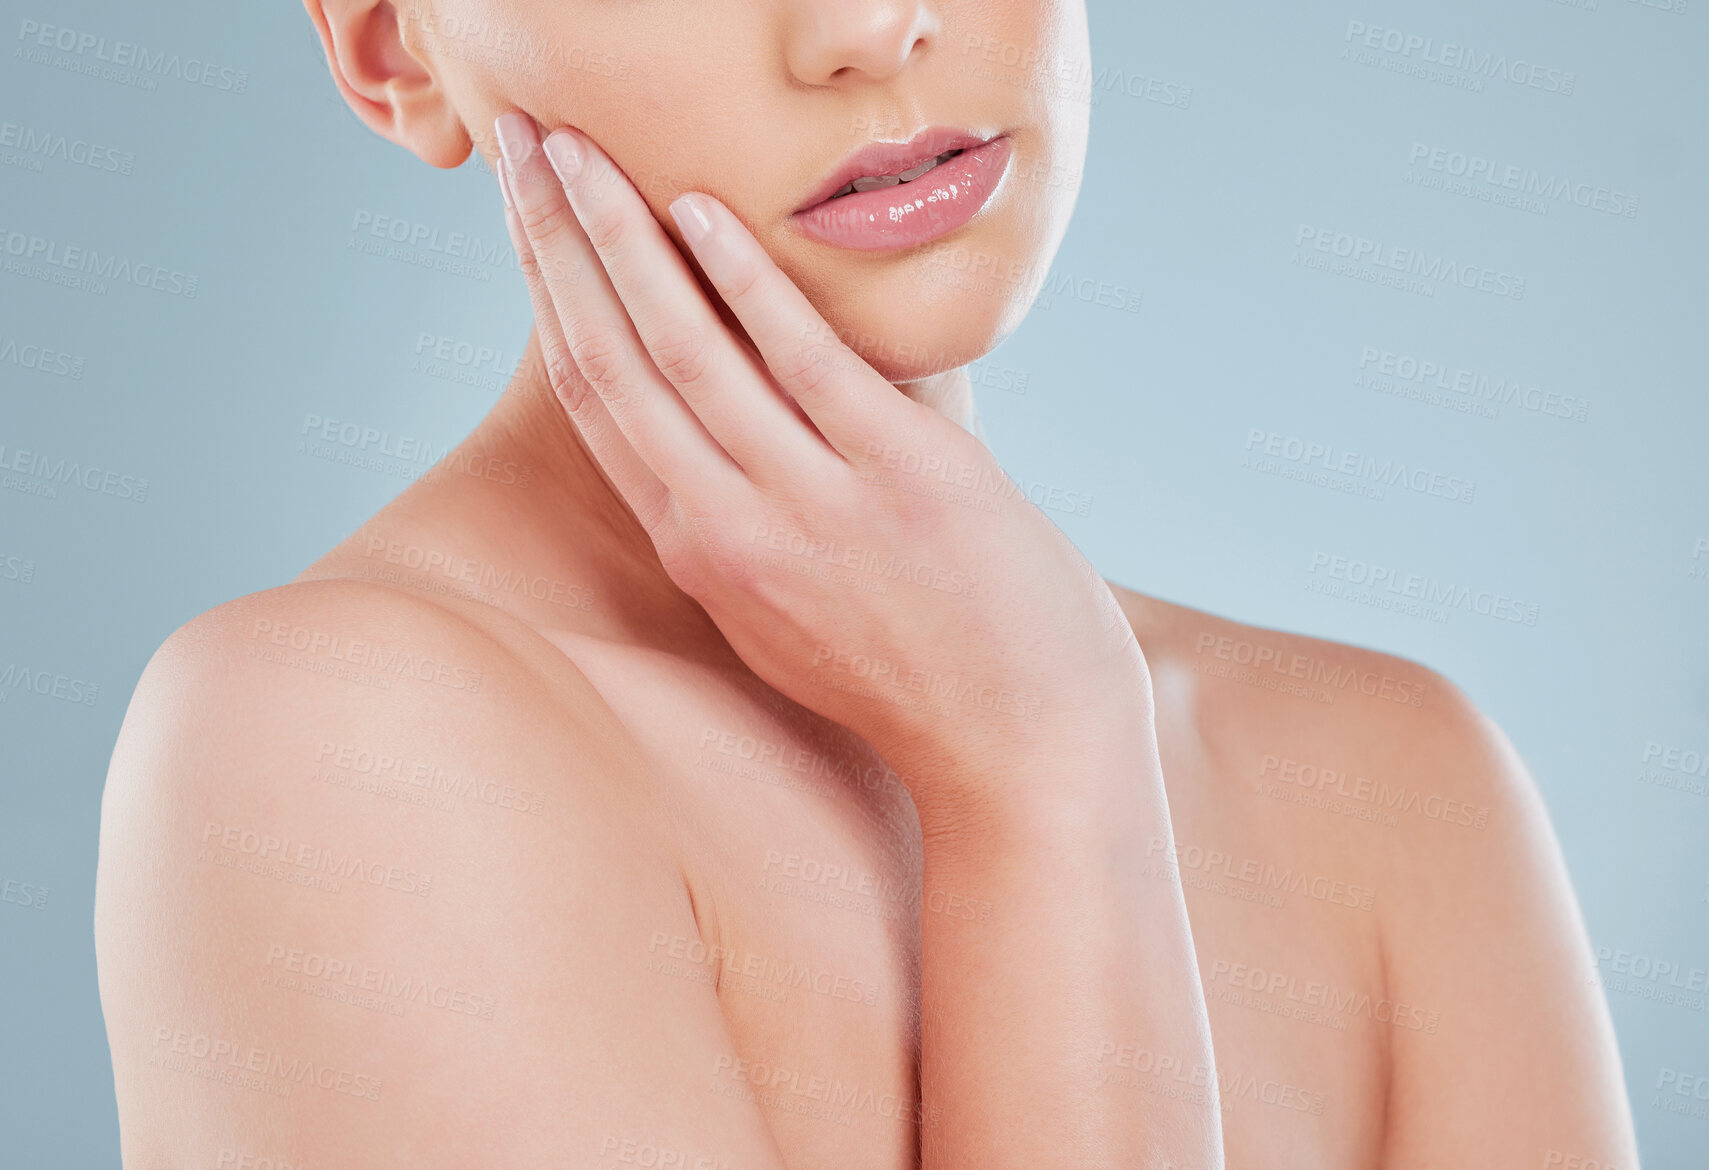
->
xmin=891 ymin=694 xmax=1164 ymax=857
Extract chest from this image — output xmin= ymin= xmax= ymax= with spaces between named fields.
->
xmin=572 ymin=641 xmax=1389 ymax=1168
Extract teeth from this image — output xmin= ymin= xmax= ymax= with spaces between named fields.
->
xmin=897 ymin=155 xmax=942 ymax=182
xmin=832 ymin=149 xmax=965 ymax=200
xmin=850 ymin=173 xmax=903 ymax=194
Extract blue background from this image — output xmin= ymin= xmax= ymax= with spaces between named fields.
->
xmin=2 ymin=0 xmax=1705 ymax=1164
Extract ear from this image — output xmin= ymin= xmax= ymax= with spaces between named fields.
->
xmin=302 ymin=0 xmax=471 ymax=168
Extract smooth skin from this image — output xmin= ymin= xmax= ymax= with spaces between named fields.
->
xmin=94 ymin=1 xmax=1640 ymax=1168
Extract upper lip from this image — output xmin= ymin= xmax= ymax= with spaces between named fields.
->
xmin=793 ymin=126 xmax=999 ymax=214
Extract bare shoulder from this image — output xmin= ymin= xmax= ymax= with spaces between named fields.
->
xmin=96 ymin=576 xmax=637 ymax=884
xmin=94 ymin=579 xmax=784 ymax=1168
xmin=1112 ymin=584 xmax=1638 ymax=1162
xmin=1110 ymin=584 xmax=1530 ymax=824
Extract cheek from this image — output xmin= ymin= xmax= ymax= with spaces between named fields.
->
xmin=433 ymin=1 xmax=662 ymax=163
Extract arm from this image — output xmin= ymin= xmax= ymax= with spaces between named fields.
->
xmin=95 ymin=584 xmax=797 ymax=1169
xmin=1375 ymin=679 xmax=1639 ymax=1169
xmin=912 ymin=710 xmax=1222 ymax=1168
xmin=487 ymin=113 xmax=1224 ymax=1168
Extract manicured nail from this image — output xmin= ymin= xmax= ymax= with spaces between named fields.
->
xmin=670 ymin=194 xmax=713 ymax=247
xmin=493 ymin=111 xmax=535 ymax=178
xmin=543 ymin=131 xmax=583 ymax=186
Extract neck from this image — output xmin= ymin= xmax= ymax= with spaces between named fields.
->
xmin=368 ymin=328 xmax=984 ymax=655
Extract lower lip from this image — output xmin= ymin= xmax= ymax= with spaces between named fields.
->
xmin=790 ymin=136 xmax=1014 ymax=252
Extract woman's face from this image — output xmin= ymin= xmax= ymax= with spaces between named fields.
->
xmin=404 ymin=0 xmax=1091 ymax=384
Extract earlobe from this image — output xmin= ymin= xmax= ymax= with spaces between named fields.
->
xmin=301 ymin=0 xmax=471 ymax=168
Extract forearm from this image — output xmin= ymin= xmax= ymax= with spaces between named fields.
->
xmin=908 ymin=715 xmax=1224 ymax=1170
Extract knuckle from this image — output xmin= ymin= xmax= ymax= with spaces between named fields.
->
xmin=543 ymin=346 xmax=582 ymax=406
xmin=721 ymin=253 xmax=766 ymax=303
xmin=666 ymin=509 xmax=756 ymax=596
xmin=534 ymin=252 xmax=586 ymax=287
xmin=568 ymin=328 xmax=630 ymax=395
xmin=654 ymin=523 xmax=713 ymax=597
xmin=516 ymin=246 xmax=544 ymax=282
xmin=579 ymin=204 xmax=629 ymax=255
xmin=772 ymin=343 xmax=837 ymax=398
xmin=515 ymin=196 xmax=576 ymax=252
xmin=698 ymin=528 xmax=759 ymax=592
xmin=647 ymin=327 xmax=716 ymax=392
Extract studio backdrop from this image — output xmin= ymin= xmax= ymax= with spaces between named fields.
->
xmin=1 ymin=0 xmax=1705 ymax=1165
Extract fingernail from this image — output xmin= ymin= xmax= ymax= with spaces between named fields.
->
xmin=670 ymin=194 xmax=713 ymax=248
xmin=543 ymin=131 xmax=583 ymax=186
xmin=493 ymin=111 xmax=535 ymax=178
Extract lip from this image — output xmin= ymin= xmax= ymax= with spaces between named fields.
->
xmin=790 ymin=130 xmax=1013 ymax=253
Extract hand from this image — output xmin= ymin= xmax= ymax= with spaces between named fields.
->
xmin=490 ymin=112 xmax=1148 ymax=804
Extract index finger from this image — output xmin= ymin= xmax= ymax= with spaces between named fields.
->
xmin=666 ymin=192 xmax=923 ymax=463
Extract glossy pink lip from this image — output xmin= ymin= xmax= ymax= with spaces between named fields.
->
xmin=791 ymin=131 xmax=1012 ymax=253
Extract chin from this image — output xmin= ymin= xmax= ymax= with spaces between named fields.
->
xmin=778 ymin=143 xmax=1084 ymax=386
xmin=816 ymin=274 xmax=1025 ymax=386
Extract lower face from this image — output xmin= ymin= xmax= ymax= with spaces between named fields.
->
xmin=419 ymin=0 xmax=1092 ymax=385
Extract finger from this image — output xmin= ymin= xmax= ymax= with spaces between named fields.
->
xmin=493 ymin=139 xmax=671 ymax=533
xmin=664 ymin=192 xmax=917 ymax=463
xmin=542 ymin=128 xmax=834 ymax=483
xmin=494 ymin=112 xmax=741 ymax=499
